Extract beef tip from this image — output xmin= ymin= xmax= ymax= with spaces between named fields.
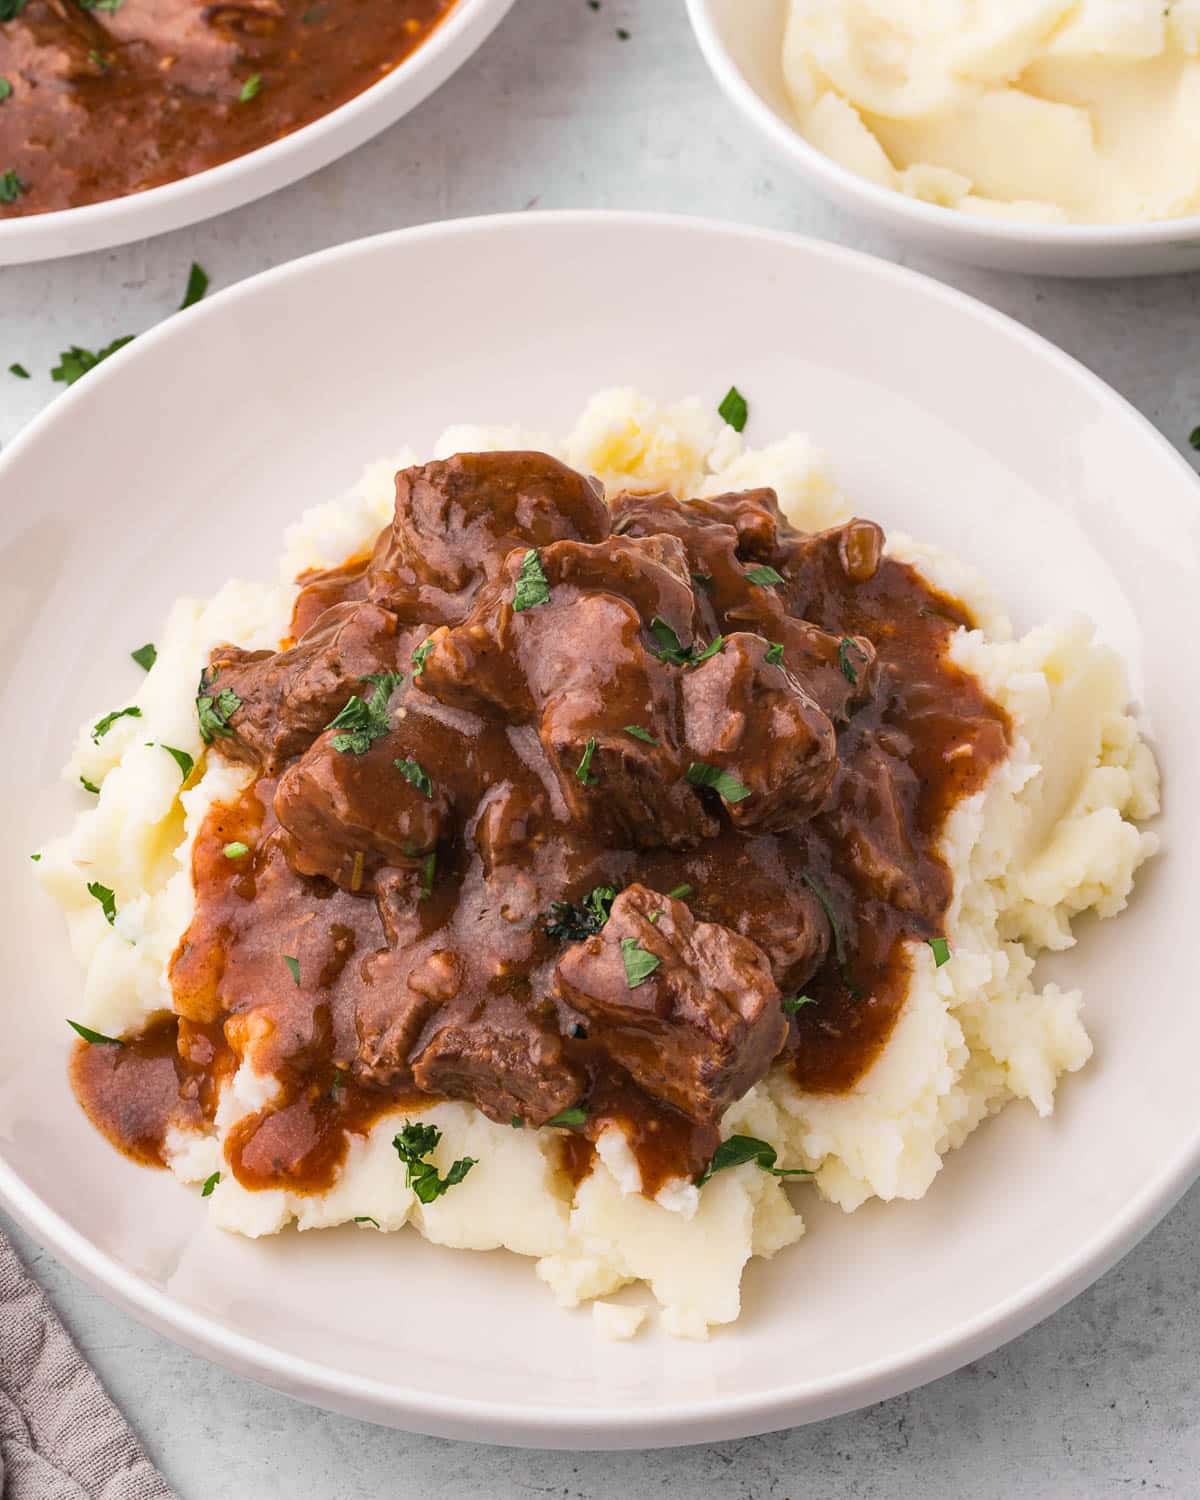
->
xmin=818 ymin=739 xmax=923 ymax=912
xmin=352 ymin=947 xmax=444 ymax=1089
xmin=781 ymin=517 xmax=885 ymax=589
xmin=368 ymin=452 xmax=611 ymax=623
xmin=555 ymin=884 xmax=785 ymax=1121
xmin=775 ymin=618 xmax=878 ymax=724
xmin=274 ymin=723 xmax=449 ymax=890
xmin=685 ymin=488 xmax=793 ymax=562
xmin=681 ymin=633 xmax=837 ymax=833
xmin=205 ymin=601 xmax=403 ymax=774
xmin=290 ymin=555 xmax=371 ymax=639
xmin=412 ymin=998 xmax=585 ymax=1127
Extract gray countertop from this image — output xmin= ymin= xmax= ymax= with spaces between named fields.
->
xmin=2 ymin=0 xmax=1198 ymax=1493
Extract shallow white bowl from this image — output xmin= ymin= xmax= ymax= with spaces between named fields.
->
xmin=687 ymin=0 xmax=1200 ymax=277
xmin=0 ymin=0 xmax=515 ymax=266
xmin=0 ymin=212 xmax=1194 ymax=1446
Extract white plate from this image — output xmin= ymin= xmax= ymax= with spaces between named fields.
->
xmin=0 ymin=212 xmax=1194 ymax=1447
xmin=686 ymin=0 xmax=1200 ymax=277
xmin=0 ymin=0 xmax=515 ymax=266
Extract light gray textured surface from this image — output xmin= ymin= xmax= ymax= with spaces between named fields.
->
xmin=2 ymin=0 xmax=1198 ymax=1493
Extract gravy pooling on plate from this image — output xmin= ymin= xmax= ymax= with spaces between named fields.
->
xmin=72 ymin=452 xmax=1009 ymax=1196
xmin=0 ymin=0 xmax=455 ymax=217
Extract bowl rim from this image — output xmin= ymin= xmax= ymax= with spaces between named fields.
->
xmin=2 ymin=209 xmax=1198 ymax=1445
xmin=685 ymin=0 xmax=1200 ymax=250
xmin=0 ymin=0 xmax=516 ymax=263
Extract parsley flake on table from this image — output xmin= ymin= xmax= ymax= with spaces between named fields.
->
xmin=698 ymin=1135 xmax=812 ymax=1186
xmin=1190 ymin=426 xmax=1200 ymax=451
xmin=68 ymin=1019 xmax=123 ymax=1046
xmin=8 ymin=362 xmax=28 ymax=378
xmin=717 ymin=385 xmax=748 ymax=433
xmin=86 ymin=881 xmax=117 ymax=925
xmin=131 ymin=642 xmax=157 ymax=671
xmin=394 ymin=758 xmax=433 ymax=798
xmin=179 ymin=262 xmax=209 ymax=310
xmin=513 ymin=548 xmax=550 ymax=611
xmin=620 ymin=936 xmax=660 ymax=988
xmin=685 ymin=761 xmax=751 ymax=803
xmin=51 ymin=336 xmax=134 ymax=386
xmin=392 ymin=1122 xmax=476 ymax=1203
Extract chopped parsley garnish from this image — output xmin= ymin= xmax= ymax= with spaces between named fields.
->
xmin=200 ymin=1171 xmax=220 ymax=1198
xmin=545 ymin=1105 xmax=587 ymax=1129
xmin=0 ymin=169 xmax=26 ymax=203
xmin=648 ymin=616 xmax=723 ymax=669
xmin=79 ymin=0 xmax=124 ymax=11
xmin=239 ymin=73 xmax=262 ymax=102
xmin=929 ymin=937 xmax=951 ymax=968
xmin=411 ymin=639 xmax=433 ymax=677
xmin=301 ymin=4 xmax=326 ymax=19
xmin=513 ymin=549 xmax=551 ymax=612
xmin=698 ymin=1135 xmax=812 ymax=1186
xmin=667 ymin=883 xmax=693 ymax=901
xmin=80 ymin=776 xmax=100 ymax=794
xmin=744 ymin=565 xmax=784 ymax=588
xmin=717 ymin=385 xmax=749 ymax=433
xmin=223 ymin=841 xmax=249 ymax=860
xmin=354 ymin=1215 xmax=380 ymax=1227
xmin=0 ymin=79 xmax=10 ymax=102
xmin=616 ymin=24 xmax=629 ymax=38
xmin=801 ymin=872 xmax=859 ymax=998
xmin=545 ymin=883 xmax=618 ymax=942
xmin=394 ymin=758 xmax=433 ymax=798
xmin=9 ymin=362 xmax=28 ymax=378
xmin=782 ymin=995 xmax=816 ymax=1016
xmin=392 ymin=1122 xmax=476 ymax=1203
xmin=510 ymin=1116 xmax=524 ymax=1129
xmin=837 ymin=636 xmax=867 ymax=686
xmin=86 ymin=881 xmax=117 ymax=925
xmin=575 ymin=736 xmax=598 ymax=785
xmin=326 ymin=672 xmax=401 ymax=754
xmin=88 ymin=49 xmax=109 ymax=69
xmin=91 ymin=705 xmax=141 ymax=743
xmin=685 ymin=761 xmax=751 ymax=804
xmin=1190 ymin=426 xmax=1200 ymax=452
xmin=29 ymin=852 xmax=41 ymax=862
xmin=131 ymin=642 xmax=157 ymax=671
xmin=284 ymin=954 xmax=301 ymax=986
xmin=691 ymin=572 xmax=712 ymax=589
xmin=765 ymin=641 xmax=785 ymax=665
xmin=620 ymin=937 xmax=660 ymax=988
xmin=68 ymin=1019 xmax=122 ymax=1046
xmin=420 ymin=850 xmax=436 ymax=901
xmin=179 ymin=262 xmax=209 ymax=310
xmin=155 ymin=743 xmax=194 ymax=781
xmin=196 ymin=671 xmax=241 ymax=744
xmin=51 ymin=336 xmax=134 ymax=386
xmin=0 ymin=0 xmax=22 ymax=19
xmin=623 ymin=725 xmax=659 ymax=746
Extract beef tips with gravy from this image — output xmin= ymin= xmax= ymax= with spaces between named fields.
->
xmin=73 ymin=452 xmax=1009 ymax=1197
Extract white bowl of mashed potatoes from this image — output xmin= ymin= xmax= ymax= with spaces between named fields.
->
xmin=687 ymin=0 xmax=1200 ymax=275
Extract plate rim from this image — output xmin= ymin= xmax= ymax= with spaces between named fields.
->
xmin=1 ymin=209 xmax=1195 ymax=1446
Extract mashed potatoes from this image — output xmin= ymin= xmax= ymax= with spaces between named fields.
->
xmin=784 ymin=0 xmax=1200 ymax=224
xmin=35 ymin=389 xmax=1159 ymax=1339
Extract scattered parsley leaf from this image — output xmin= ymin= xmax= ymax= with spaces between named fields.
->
xmin=0 ymin=168 xmax=25 ymax=203
xmin=155 ymin=743 xmax=194 ymax=781
xmin=513 ymin=549 xmax=550 ymax=611
xmin=420 ymin=850 xmax=436 ymax=901
xmin=837 ymin=636 xmax=867 ymax=686
xmin=354 ymin=1215 xmax=380 ymax=1227
xmin=545 ymin=1105 xmax=588 ymax=1128
xmin=284 ymin=954 xmax=301 ymax=986
xmin=68 ymin=1019 xmax=122 ymax=1046
xmin=200 ymin=1171 xmax=220 ymax=1198
xmin=575 ymin=736 xmax=598 ymax=785
xmin=685 ymin=761 xmax=751 ymax=804
xmin=131 ymin=642 xmax=157 ymax=671
xmin=1190 ymin=426 xmax=1200 ymax=451
xmin=765 ymin=641 xmax=785 ymax=665
xmin=745 ymin=565 xmax=784 ymax=588
xmin=394 ymin=758 xmax=433 ymax=798
xmin=690 ymin=635 xmax=724 ymax=666
xmin=648 ymin=616 xmax=721 ymax=669
xmin=51 ymin=336 xmax=134 ymax=385
xmin=9 ymin=362 xmax=28 ymax=378
xmin=86 ymin=880 xmax=117 ymax=925
xmin=80 ymin=776 xmax=100 ymax=794
xmin=782 ymin=995 xmax=816 ymax=1016
xmin=698 ymin=1134 xmax=812 ymax=1186
xmin=196 ymin=671 xmax=241 ymax=744
xmin=29 ymin=852 xmax=41 ymax=862
xmin=620 ymin=936 xmax=660 ymax=988
xmin=667 ymin=883 xmax=693 ymax=901
xmin=79 ymin=0 xmax=124 ymax=11
xmin=510 ymin=1116 xmax=524 ymax=1129
xmin=0 ymin=79 xmax=11 ymax=102
xmin=88 ymin=48 xmax=109 ymax=69
xmin=690 ymin=571 xmax=712 ymax=589
xmin=392 ymin=1122 xmax=476 ymax=1203
xmin=91 ymin=705 xmax=141 ymax=743
xmin=802 ymin=873 xmax=859 ymax=998
xmin=623 ymin=725 xmax=659 ymax=745
xmin=545 ymin=884 xmax=618 ymax=942
xmin=0 ymin=0 xmax=23 ymax=19
xmin=411 ymin=639 xmax=433 ymax=676
xmin=717 ymin=385 xmax=748 ymax=433
xmin=327 ymin=672 xmax=402 ymax=754
xmin=615 ymin=24 xmax=629 ymax=37
xmin=223 ymin=841 xmax=249 ymax=859
xmin=239 ymin=72 xmax=262 ymax=102
xmin=179 ymin=262 xmax=209 ymax=310
xmin=929 ymin=937 xmax=951 ymax=968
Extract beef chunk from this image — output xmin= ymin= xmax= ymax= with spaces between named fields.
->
xmin=685 ymin=488 xmax=792 ymax=561
xmin=555 ymin=885 xmax=785 ymax=1121
xmin=412 ymin=1000 xmax=584 ymax=1127
xmin=820 ymin=739 xmax=923 ymax=911
xmin=681 ymin=633 xmax=836 ymax=832
xmin=368 ymin=452 xmax=611 ymax=623
xmin=274 ymin=723 xmax=449 ymax=889
xmin=205 ymin=601 xmax=402 ymax=773
xmin=352 ymin=949 xmax=443 ymax=1089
